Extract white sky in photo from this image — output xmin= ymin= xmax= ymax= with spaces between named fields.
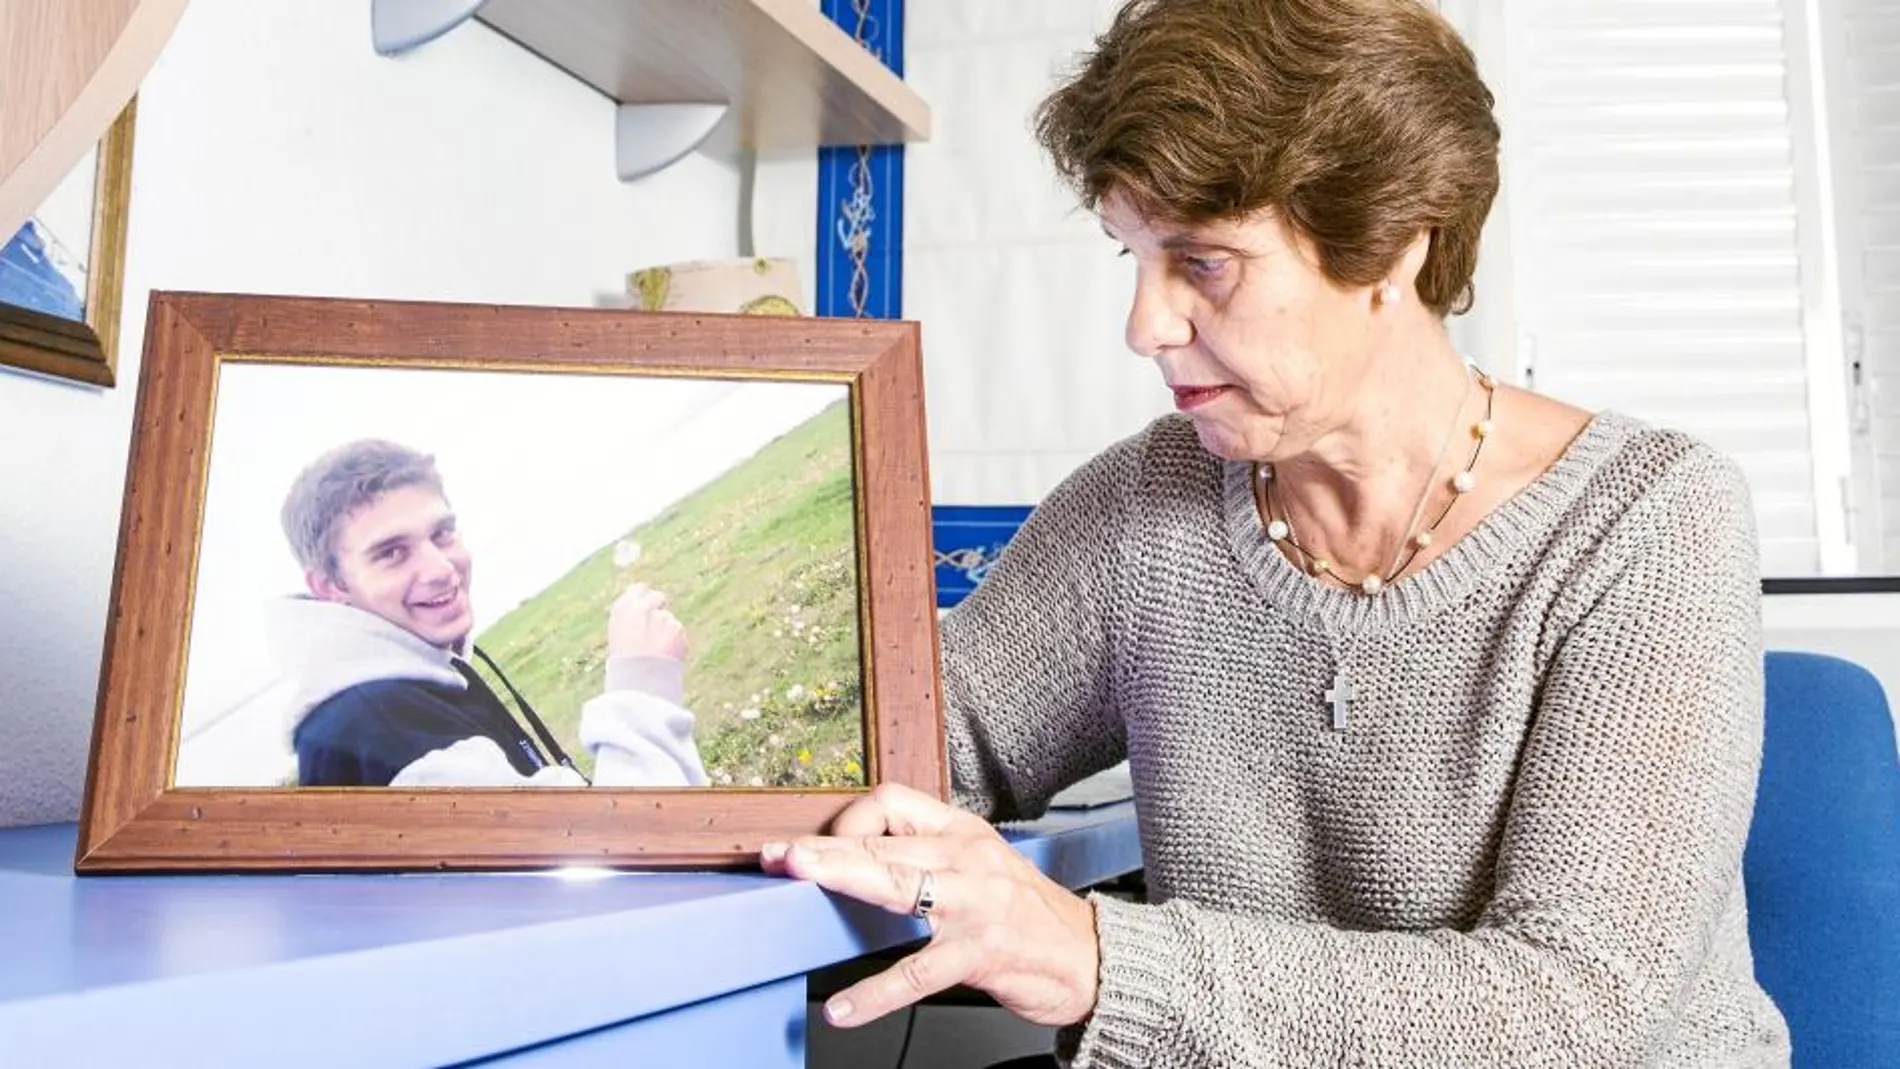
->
xmin=178 ymin=361 xmax=848 ymax=737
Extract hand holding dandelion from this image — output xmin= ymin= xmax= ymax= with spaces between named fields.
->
xmin=607 ymin=582 xmax=688 ymax=660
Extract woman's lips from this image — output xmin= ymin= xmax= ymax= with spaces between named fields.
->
xmin=1172 ymin=385 xmax=1229 ymax=411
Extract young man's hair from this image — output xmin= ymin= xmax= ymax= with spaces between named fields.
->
xmin=281 ymin=439 xmax=446 ymax=585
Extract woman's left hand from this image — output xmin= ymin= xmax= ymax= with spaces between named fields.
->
xmin=761 ymin=783 xmax=1100 ymax=1029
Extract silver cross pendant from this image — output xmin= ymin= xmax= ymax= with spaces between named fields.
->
xmin=1324 ymin=668 xmax=1353 ymax=731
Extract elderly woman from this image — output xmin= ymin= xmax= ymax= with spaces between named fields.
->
xmin=763 ymin=0 xmax=1793 ymax=1064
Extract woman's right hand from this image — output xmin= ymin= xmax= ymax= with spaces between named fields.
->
xmin=608 ymin=582 xmax=688 ymax=660
xmin=761 ymin=783 xmax=1102 ymax=1030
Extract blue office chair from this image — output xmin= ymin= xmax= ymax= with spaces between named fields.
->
xmin=1746 ymin=651 xmax=1900 ymax=1067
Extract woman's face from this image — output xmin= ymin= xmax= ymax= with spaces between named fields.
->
xmin=1101 ymin=191 xmax=1386 ymax=463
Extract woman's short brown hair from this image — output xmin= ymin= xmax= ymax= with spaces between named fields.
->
xmin=1034 ymin=0 xmax=1500 ymax=316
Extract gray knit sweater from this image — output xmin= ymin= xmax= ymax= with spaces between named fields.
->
xmin=941 ymin=412 xmax=1793 ymax=1068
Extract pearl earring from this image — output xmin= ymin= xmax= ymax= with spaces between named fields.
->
xmin=1378 ymin=281 xmax=1401 ymax=307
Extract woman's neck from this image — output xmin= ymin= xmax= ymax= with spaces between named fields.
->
xmin=1269 ymin=321 xmax=1481 ymax=581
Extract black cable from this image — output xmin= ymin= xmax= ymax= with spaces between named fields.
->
xmin=892 ymin=1004 xmax=920 ymax=1069
xmin=469 ymin=645 xmax=590 ymax=783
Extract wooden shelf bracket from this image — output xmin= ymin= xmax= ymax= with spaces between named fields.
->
xmin=372 ymin=0 xmax=729 ymax=178
xmin=368 ymin=0 xmax=928 ymax=182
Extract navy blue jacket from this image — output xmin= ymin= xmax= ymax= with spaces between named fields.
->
xmin=293 ymin=667 xmax=550 ymax=787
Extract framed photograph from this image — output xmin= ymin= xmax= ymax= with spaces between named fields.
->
xmin=75 ymin=291 xmax=944 ymax=873
xmin=0 ymin=98 xmax=137 ymax=388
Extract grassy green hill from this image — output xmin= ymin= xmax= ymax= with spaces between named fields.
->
xmin=470 ymin=398 xmax=866 ymax=788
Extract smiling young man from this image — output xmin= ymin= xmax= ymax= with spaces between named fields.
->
xmin=274 ymin=439 xmax=708 ymax=788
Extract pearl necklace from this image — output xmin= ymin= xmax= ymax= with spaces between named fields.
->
xmin=1250 ymin=366 xmax=1497 ymax=596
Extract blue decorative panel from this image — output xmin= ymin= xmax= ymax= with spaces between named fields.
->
xmin=817 ymin=0 xmax=904 ymax=321
xmin=932 ymin=505 xmax=1033 ymax=608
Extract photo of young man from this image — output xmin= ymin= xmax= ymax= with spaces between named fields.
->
xmin=273 ymin=439 xmax=709 ymax=788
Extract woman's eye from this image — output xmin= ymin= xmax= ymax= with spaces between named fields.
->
xmin=1183 ymin=255 xmax=1227 ymax=278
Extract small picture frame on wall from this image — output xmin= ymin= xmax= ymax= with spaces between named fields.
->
xmin=0 ymin=98 xmax=138 ymax=388
xmin=75 ymin=291 xmax=945 ymax=874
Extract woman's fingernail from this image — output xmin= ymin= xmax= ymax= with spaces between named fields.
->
xmin=826 ymin=998 xmax=853 ymax=1023
xmin=761 ymin=842 xmax=788 ymax=864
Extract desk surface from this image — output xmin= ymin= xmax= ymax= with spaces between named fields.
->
xmin=0 ymin=803 xmax=1140 ymax=1067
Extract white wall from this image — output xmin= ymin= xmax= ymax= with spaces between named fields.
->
xmin=0 ymin=0 xmax=750 ymax=827
xmin=905 ymin=0 xmax=1167 ymax=506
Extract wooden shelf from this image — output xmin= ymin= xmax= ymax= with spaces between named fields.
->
xmin=373 ymin=0 xmax=931 ymax=179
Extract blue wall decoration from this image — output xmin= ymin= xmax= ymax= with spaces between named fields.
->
xmin=817 ymin=0 xmax=905 ymax=321
xmin=930 ymin=505 xmax=1033 ymax=608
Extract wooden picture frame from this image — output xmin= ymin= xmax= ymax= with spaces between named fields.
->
xmin=0 ymin=98 xmax=136 ymax=388
xmin=75 ymin=291 xmax=945 ymax=873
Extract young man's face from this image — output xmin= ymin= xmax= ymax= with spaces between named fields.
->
xmin=307 ymin=485 xmax=475 ymax=650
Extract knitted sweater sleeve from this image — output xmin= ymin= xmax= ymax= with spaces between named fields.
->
xmin=938 ymin=433 xmax=1140 ymax=822
xmin=1072 ymin=449 xmax=1770 ymax=1068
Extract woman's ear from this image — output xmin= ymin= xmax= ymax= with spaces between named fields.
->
xmin=1398 ymin=228 xmax=1433 ymax=288
xmin=1373 ymin=230 xmax=1435 ymax=310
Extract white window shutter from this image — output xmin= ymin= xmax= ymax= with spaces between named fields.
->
xmin=1502 ymin=0 xmax=1840 ymax=576
xmin=1832 ymin=0 xmax=1900 ymax=570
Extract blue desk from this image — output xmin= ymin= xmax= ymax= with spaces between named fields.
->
xmin=0 ymin=804 xmax=1139 ymax=1068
